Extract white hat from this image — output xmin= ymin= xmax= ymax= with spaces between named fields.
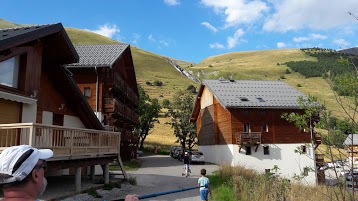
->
xmin=0 ymin=145 xmax=53 ymax=184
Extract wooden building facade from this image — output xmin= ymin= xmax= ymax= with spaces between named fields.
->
xmin=0 ymin=23 xmax=126 ymax=193
xmin=191 ymin=79 xmax=323 ymax=185
xmin=66 ymin=44 xmax=139 ymax=161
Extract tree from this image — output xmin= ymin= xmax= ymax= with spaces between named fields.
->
xmin=166 ymin=90 xmax=197 ymax=150
xmin=162 ymin=99 xmax=170 ymax=108
xmin=134 ymin=85 xmax=161 ymax=150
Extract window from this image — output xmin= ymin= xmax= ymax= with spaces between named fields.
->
xmin=244 ymin=123 xmax=250 ymax=132
xmin=84 ymin=87 xmax=91 ymax=97
xmin=245 ymin=146 xmax=251 ymax=155
xmin=303 ymin=167 xmax=309 ymax=176
xmin=301 ymin=145 xmax=307 ymax=154
xmin=256 ymin=97 xmax=266 ymax=102
xmin=263 ymin=146 xmax=270 ymax=155
xmin=262 ymin=123 xmax=268 ymax=132
xmin=265 ymin=169 xmax=271 ymax=174
xmin=0 ymin=55 xmax=20 ymax=88
xmin=261 ymin=110 xmax=266 ymax=115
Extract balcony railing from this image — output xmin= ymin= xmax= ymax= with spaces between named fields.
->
xmin=0 ymin=123 xmax=120 ymax=159
xmin=104 ymin=126 xmax=138 ymax=143
xmin=236 ymin=132 xmax=262 ymax=145
xmin=104 ymin=98 xmax=139 ymax=124
xmin=104 ymin=72 xmax=139 ymax=106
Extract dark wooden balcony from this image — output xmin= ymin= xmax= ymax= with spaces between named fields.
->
xmin=104 ymin=126 xmax=138 ymax=144
xmin=236 ymin=132 xmax=261 ymax=152
xmin=314 ymin=132 xmax=322 ymax=149
xmin=104 ymin=98 xmax=139 ymax=124
xmin=104 ymin=72 xmax=139 ymax=107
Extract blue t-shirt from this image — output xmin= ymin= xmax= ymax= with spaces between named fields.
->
xmin=198 ymin=176 xmax=209 ymax=191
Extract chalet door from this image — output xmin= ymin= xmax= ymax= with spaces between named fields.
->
xmin=0 ymin=99 xmax=21 ymax=146
xmin=52 ymin=113 xmax=64 ymax=146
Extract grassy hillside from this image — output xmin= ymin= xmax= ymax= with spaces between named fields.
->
xmin=1 ymin=19 xmax=353 ymax=148
xmin=189 ymin=49 xmax=351 ymax=119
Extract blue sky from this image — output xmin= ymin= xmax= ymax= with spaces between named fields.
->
xmin=1 ymin=0 xmax=358 ymax=63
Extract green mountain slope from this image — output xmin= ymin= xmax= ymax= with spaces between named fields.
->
xmin=0 ymin=19 xmax=351 ymax=121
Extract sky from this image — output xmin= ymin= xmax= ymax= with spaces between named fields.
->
xmin=1 ymin=0 xmax=358 ymax=63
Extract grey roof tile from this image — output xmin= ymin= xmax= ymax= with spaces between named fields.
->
xmin=203 ymin=79 xmax=307 ymax=109
xmin=66 ymin=44 xmax=129 ymax=68
xmin=0 ymin=24 xmax=54 ymax=41
xmin=343 ymin=134 xmax=358 ymax=145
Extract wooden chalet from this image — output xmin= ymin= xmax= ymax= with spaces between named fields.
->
xmin=66 ymin=44 xmax=139 ymax=161
xmin=0 ymin=23 xmax=127 ymax=192
xmin=191 ymin=79 xmax=323 ymax=185
xmin=343 ymin=134 xmax=358 ymax=168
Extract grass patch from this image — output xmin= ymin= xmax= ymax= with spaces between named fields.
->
xmin=109 ymin=159 xmax=142 ymax=171
xmin=87 ymin=187 xmax=102 ymax=198
xmin=103 ymin=182 xmax=121 ymax=190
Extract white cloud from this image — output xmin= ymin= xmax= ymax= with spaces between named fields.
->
xmin=164 ymin=0 xmax=180 ymax=6
xmin=227 ymin=28 xmax=245 ymax=49
xmin=148 ymin=34 xmax=156 ymax=42
xmin=293 ymin=33 xmax=327 ymax=42
xmin=160 ymin=40 xmax=169 ymax=46
xmin=277 ymin=42 xmax=286 ymax=48
xmin=333 ymin=38 xmax=350 ymax=48
xmin=263 ymin=0 xmax=358 ymax=32
xmin=132 ymin=33 xmax=141 ymax=44
xmin=87 ymin=24 xmax=119 ymax=38
xmin=201 ymin=22 xmax=218 ymax=33
xmin=200 ymin=0 xmax=269 ymax=27
xmin=209 ymin=42 xmax=225 ymax=49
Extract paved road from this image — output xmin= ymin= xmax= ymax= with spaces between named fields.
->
xmin=124 ymin=155 xmax=219 ymax=201
xmin=44 ymin=155 xmax=219 ymax=201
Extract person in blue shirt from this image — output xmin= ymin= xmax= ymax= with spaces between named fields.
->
xmin=198 ymin=168 xmax=211 ymax=201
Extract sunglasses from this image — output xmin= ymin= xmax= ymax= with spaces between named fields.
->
xmin=34 ymin=161 xmax=47 ymax=171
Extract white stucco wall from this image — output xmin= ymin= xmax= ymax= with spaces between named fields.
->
xmin=42 ymin=111 xmax=53 ymax=125
xmin=199 ymin=143 xmax=316 ymax=185
xmin=21 ymin=103 xmax=37 ymax=123
xmin=63 ymin=115 xmax=85 ymax=128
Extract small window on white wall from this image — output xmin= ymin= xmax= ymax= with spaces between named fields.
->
xmin=84 ymin=87 xmax=91 ymax=97
xmin=263 ymin=146 xmax=270 ymax=155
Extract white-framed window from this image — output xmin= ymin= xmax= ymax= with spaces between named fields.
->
xmin=263 ymin=145 xmax=270 ymax=155
xmin=84 ymin=87 xmax=91 ymax=97
xmin=0 ymin=55 xmax=20 ymax=88
xmin=244 ymin=123 xmax=250 ymax=132
xmin=262 ymin=123 xmax=268 ymax=132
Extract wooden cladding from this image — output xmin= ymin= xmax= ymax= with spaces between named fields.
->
xmin=103 ymin=71 xmax=138 ymax=107
xmin=196 ymin=100 xmax=312 ymax=146
xmin=104 ymin=98 xmax=139 ymax=124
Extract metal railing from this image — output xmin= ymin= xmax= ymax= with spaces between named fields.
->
xmin=236 ymin=132 xmax=262 ymax=145
xmin=0 ymin=123 xmax=120 ymax=159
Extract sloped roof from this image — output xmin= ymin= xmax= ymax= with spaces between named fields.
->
xmin=203 ymin=79 xmax=307 ymax=109
xmin=0 ymin=23 xmax=78 ymax=63
xmin=339 ymin=47 xmax=358 ymax=56
xmin=343 ymin=134 xmax=358 ymax=146
xmin=66 ymin=44 xmax=129 ymax=68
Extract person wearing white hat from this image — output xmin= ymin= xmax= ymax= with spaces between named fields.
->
xmin=0 ymin=145 xmax=139 ymax=201
xmin=0 ymin=145 xmax=53 ymax=201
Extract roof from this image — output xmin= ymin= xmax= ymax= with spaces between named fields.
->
xmin=202 ymin=79 xmax=307 ymax=109
xmin=66 ymin=44 xmax=129 ymax=68
xmin=0 ymin=23 xmax=78 ymax=63
xmin=339 ymin=47 xmax=358 ymax=56
xmin=343 ymin=134 xmax=358 ymax=146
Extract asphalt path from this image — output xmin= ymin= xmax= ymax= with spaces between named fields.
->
xmin=124 ymin=155 xmax=219 ymax=201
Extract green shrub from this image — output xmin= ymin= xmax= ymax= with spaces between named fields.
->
xmin=128 ymin=177 xmax=137 ymax=185
xmin=153 ymin=80 xmax=163 ymax=86
xmin=162 ymin=99 xmax=170 ymax=107
xmin=279 ymin=75 xmax=286 ymax=79
xmin=285 ymin=69 xmax=291 ymax=74
xmin=297 ymin=84 xmax=302 ymax=87
xmin=87 ymin=187 xmax=102 ymax=198
xmin=103 ymin=182 xmax=121 ymax=190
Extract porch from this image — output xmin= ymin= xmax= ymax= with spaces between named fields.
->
xmin=0 ymin=123 xmax=127 ymax=192
xmin=236 ymin=132 xmax=262 ymax=152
